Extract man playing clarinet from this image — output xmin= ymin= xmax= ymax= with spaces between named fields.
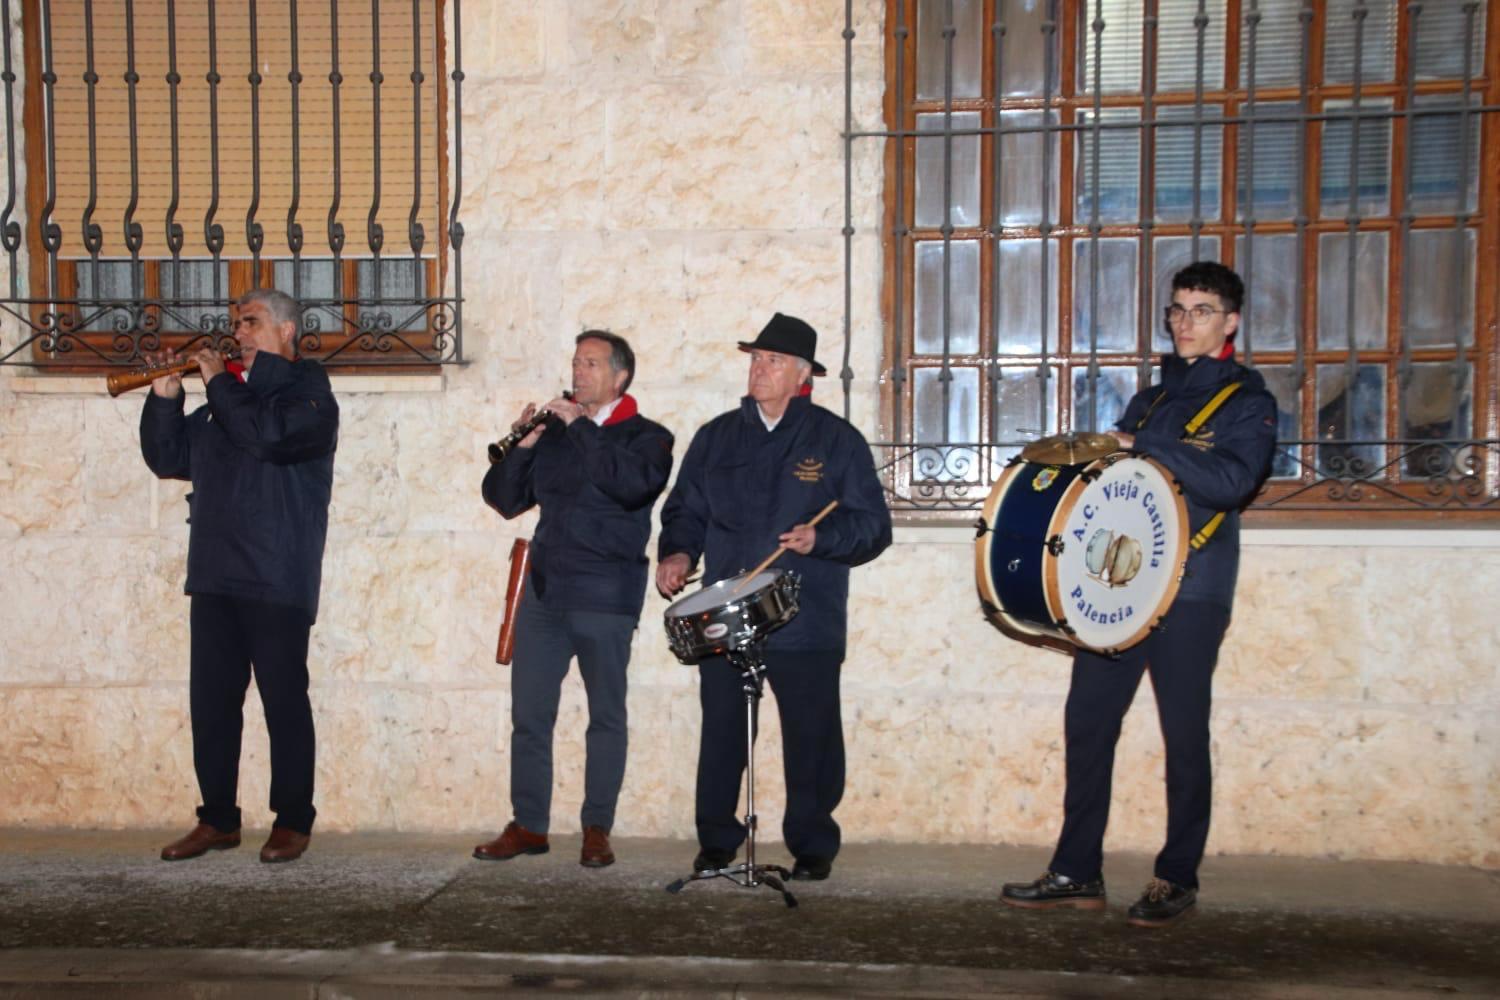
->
xmin=477 ymin=331 xmax=673 ymax=868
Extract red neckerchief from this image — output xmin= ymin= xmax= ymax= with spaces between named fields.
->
xmin=1215 ymin=338 xmax=1236 ymax=361
xmin=798 ymin=382 xmax=814 ymax=397
xmin=226 ymin=360 xmax=247 ymax=382
xmin=602 ymin=393 xmax=638 ymax=426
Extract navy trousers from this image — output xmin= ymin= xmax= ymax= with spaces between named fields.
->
xmin=695 ymin=648 xmax=846 ymax=861
xmin=189 ymin=594 xmax=317 ymax=835
xmin=508 ymin=587 xmax=635 ymax=834
xmin=1049 ymin=600 xmax=1230 ymax=890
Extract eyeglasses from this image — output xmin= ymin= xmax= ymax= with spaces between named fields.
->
xmin=1164 ymin=303 xmax=1229 ymax=326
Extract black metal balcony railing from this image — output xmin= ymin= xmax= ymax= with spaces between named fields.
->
xmin=0 ymin=0 xmax=465 ymax=369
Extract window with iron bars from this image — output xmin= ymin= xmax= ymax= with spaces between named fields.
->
xmin=874 ymin=0 xmax=1500 ymax=520
xmin=0 ymin=0 xmax=464 ymax=372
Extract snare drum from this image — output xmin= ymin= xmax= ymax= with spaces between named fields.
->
xmin=974 ymin=452 xmax=1189 ymax=654
xmin=663 ymin=569 xmax=801 ymax=664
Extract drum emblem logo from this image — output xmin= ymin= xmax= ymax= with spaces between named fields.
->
xmin=1031 ymin=466 xmax=1060 ymax=491
xmin=703 ymin=623 xmax=730 ymax=640
xmin=794 ymin=458 xmax=825 ymax=483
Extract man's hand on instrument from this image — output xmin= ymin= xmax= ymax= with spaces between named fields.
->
xmin=1108 ymin=431 xmax=1135 ymax=450
xmin=146 ymin=349 xmax=184 ymax=398
xmin=779 ymin=523 xmax=816 ymax=555
xmin=545 ymin=394 xmax=585 ymax=426
xmin=513 ymin=403 xmax=547 ymax=449
xmin=656 ymin=552 xmax=694 ymax=598
xmin=195 ymin=346 xmax=227 ymax=385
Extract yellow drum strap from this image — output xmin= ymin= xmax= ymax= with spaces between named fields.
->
xmin=1131 ymin=380 xmax=1243 ymax=549
xmin=1183 ymin=381 xmax=1243 ymax=437
xmin=1183 ymin=382 xmax=1242 ymax=551
xmin=1191 ymin=511 xmax=1226 ymax=550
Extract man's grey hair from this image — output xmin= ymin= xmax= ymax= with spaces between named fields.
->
xmin=236 ymin=288 xmax=301 ymax=328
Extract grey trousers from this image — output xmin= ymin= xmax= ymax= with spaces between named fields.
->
xmin=509 ymin=589 xmax=635 ymax=834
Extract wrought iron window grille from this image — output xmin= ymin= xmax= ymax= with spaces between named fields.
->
xmin=845 ymin=0 xmax=1500 ymax=520
xmin=0 ymin=0 xmax=465 ymax=371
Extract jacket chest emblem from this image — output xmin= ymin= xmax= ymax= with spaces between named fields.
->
xmin=793 ymin=457 xmax=825 ymax=483
xmin=1185 ymin=427 xmax=1216 ymax=451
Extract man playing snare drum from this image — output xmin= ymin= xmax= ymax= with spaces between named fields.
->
xmin=1001 ymin=261 xmax=1277 ymax=927
xmin=656 ymin=314 xmax=891 ymax=882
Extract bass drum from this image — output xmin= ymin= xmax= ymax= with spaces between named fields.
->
xmin=974 ymin=452 xmax=1189 ymax=655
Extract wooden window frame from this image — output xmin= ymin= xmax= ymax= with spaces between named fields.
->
xmin=16 ymin=0 xmax=453 ymax=374
xmin=882 ymin=0 xmax=1500 ymax=522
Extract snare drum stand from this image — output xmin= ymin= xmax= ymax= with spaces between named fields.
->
xmin=665 ymin=639 xmax=797 ymax=908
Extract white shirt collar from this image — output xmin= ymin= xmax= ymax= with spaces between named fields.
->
xmin=592 ymin=396 xmax=623 ymax=427
xmin=757 ymin=405 xmax=781 ymax=432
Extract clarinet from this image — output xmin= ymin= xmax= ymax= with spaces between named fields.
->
xmin=488 ymin=390 xmax=574 ymax=465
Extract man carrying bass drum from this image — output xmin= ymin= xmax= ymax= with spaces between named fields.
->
xmin=1001 ymin=262 xmax=1278 ymax=927
xmin=656 ymin=314 xmax=892 ymax=884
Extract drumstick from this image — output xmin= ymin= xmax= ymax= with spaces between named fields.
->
xmin=731 ymin=500 xmax=839 ymax=594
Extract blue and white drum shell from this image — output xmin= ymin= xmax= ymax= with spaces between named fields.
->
xmin=975 ymin=453 xmax=1189 ymax=654
xmin=663 ymin=568 xmax=801 ymax=664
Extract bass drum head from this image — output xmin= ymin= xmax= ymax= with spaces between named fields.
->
xmin=1043 ymin=455 xmax=1189 ymax=653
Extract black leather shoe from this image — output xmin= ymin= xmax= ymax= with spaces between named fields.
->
xmin=1127 ymin=878 xmax=1197 ymax=927
xmin=1000 ymin=870 xmax=1107 ymax=910
xmin=790 ymin=856 xmax=832 ymax=881
xmin=692 ymin=847 xmax=735 ymax=873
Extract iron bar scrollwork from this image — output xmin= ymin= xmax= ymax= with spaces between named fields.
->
xmin=0 ymin=0 xmax=462 ymax=369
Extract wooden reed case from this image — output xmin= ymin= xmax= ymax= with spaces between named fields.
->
xmin=495 ymin=538 xmax=531 ymax=665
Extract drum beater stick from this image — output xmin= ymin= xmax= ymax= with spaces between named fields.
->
xmin=731 ymin=500 xmax=839 ymax=593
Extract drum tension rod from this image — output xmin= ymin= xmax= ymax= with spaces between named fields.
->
xmin=973 ymin=516 xmax=989 ymax=538
xmin=1046 ymin=535 xmax=1066 ymax=556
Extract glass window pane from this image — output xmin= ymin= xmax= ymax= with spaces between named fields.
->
xmin=1078 ymin=0 xmax=1143 ymax=94
xmin=1154 ymin=104 xmax=1223 ymax=223
xmin=1238 ymin=0 xmax=1309 ymax=88
xmin=1408 ymin=96 xmax=1481 ymax=215
xmin=917 ymin=0 xmax=983 ymax=100
xmin=914 ymin=240 xmax=981 ymax=356
xmin=1323 ymin=0 xmax=1397 ymax=85
xmin=1237 ymin=100 xmax=1300 ymax=222
xmin=997 ymin=110 xmax=1060 ymax=226
xmin=1076 ymin=109 xmax=1140 ymax=224
xmin=1156 ymin=0 xmax=1227 ymax=93
xmin=1317 ymin=231 xmax=1387 ymax=351
xmin=357 ymin=259 xmax=428 ymax=333
xmin=998 ymin=0 xmax=1061 ymax=98
xmin=273 ymin=259 xmax=339 ymax=303
xmin=916 ymin=112 xmax=981 ymax=229
xmin=1412 ymin=1 xmax=1485 ymax=81
xmin=1320 ymin=98 xmax=1392 ymax=218
xmin=993 ymin=365 xmax=1059 ymax=466
xmin=1073 ymin=366 xmax=1136 ymax=433
xmin=914 ymin=365 xmax=980 ymax=483
xmin=995 ymin=239 xmax=1059 ymax=356
xmin=1403 ymin=228 xmax=1474 ymax=350
xmin=74 ymin=261 xmax=143 ymax=333
xmin=1073 ymin=237 xmax=1138 ymax=354
xmin=1233 ymin=233 xmax=1299 ymax=352
xmin=159 ymin=260 xmax=230 ymax=335
xmin=1154 ymin=235 xmax=1222 ymax=354
xmin=1401 ymin=362 xmax=1473 ymax=479
xmin=1316 ymin=363 xmax=1386 ymax=478
xmin=1256 ymin=364 xmax=1303 ymax=479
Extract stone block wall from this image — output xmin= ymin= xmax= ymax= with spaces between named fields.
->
xmin=0 ymin=2 xmax=1494 ymax=869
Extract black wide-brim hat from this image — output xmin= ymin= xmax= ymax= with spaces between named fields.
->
xmin=737 ymin=312 xmax=828 ymax=376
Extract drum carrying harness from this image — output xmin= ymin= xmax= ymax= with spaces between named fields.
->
xmin=1136 ymin=380 xmax=1244 ymax=551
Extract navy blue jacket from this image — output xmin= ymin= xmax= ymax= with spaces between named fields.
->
xmin=483 ymin=399 xmax=674 ymax=619
xmin=659 ymin=395 xmax=893 ymax=654
xmin=1118 ymin=352 xmax=1278 ymax=610
xmin=141 ymin=354 xmax=339 ymax=621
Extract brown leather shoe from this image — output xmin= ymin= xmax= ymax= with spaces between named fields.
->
xmin=259 ymin=826 xmax=311 ymax=863
xmin=580 ymin=825 xmax=615 ymax=868
xmin=160 ymin=823 xmax=240 ymax=861
xmin=473 ymin=820 xmax=549 ymax=861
